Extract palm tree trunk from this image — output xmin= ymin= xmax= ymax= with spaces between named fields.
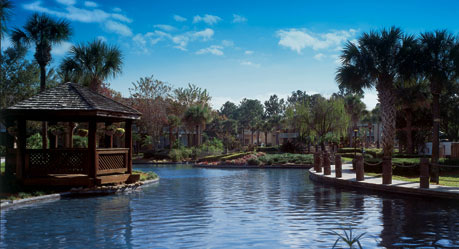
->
xmin=169 ymin=126 xmax=173 ymax=149
xmin=377 ymin=83 xmax=396 ymax=184
xmin=241 ymin=128 xmax=244 ymax=146
xmin=378 ymin=85 xmax=396 ymax=184
xmin=406 ymin=110 xmax=414 ymax=154
xmin=257 ymin=131 xmax=260 ymax=145
xmin=195 ymin=125 xmax=199 ymax=146
xmin=40 ymin=64 xmax=48 ymax=149
xmin=264 ymin=131 xmax=268 ymax=146
xmin=431 ymin=91 xmax=440 ymax=183
xmin=251 ymin=130 xmax=254 ymax=144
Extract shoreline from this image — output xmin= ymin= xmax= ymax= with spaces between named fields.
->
xmin=309 ymin=164 xmax=459 ymax=200
xmin=0 ymin=178 xmax=159 ymax=211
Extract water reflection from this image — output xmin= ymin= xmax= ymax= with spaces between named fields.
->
xmin=1 ymin=165 xmax=458 ymax=248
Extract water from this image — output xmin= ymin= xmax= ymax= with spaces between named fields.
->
xmin=1 ymin=164 xmax=458 ymax=248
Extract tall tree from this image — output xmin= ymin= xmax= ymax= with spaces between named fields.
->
xmin=237 ymin=98 xmax=263 ymax=145
xmin=419 ymin=30 xmax=457 ymax=183
xmin=129 ymin=75 xmax=171 ymax=149
xmin=183 ymin=105 xmax=212 ymax=146
xmin=12 ymin=13 xmax=71 ymax=149
xmin=219 ymin=101 xmax=238 ymax=119
xmin=336 ymin=27 xmax=416 ymax=184
xmin=343 ymin=93 xmax=366 ymax=147
xmin=60 ymin=40 xmax=122 ymax=92
xmin=0 ymin=0 xmax=13 ymax=60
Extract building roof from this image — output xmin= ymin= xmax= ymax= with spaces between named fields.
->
xmin=2 ymin=83 xmax=141 ymax=121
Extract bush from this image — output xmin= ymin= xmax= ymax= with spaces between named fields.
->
xmin=144 ymin=149 xmax=170 ymax=160
xmin=27 ymin=133 xmax=44 ymax=149
xmin=168 ymin=147 xmax=192 ymax=162
xmin=257 ymin=146 xmax=279 ymax=154
xmin=247 ymin=158 xmax=261 ymax=165
xmin=0 ymin=145 xmax=5 ymax=157
xmin=280 ymin=141 xmax=304 ymax=153
xmin=73 ymin=135 xmax=88 ymax=148
xmin=258 ymin=153 xmax=313 ymax=165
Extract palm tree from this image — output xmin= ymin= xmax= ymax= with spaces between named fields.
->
xmin=419 ymin=30 xmax=457 ymax=183
xmin=336 ymin=27 xmax=416 ymax=184
xmin=0 ymin=0 xmax=13 ymax=60
xmin=343 ymin=94 xmax=366 ymax=147
xmin=167 ymin=114 xmax=181 ymax=149
xmin=12 ymin=13 xmax=71 ymax=92
xmin=60 ymin=40 xmax=122 ymax=92
xmin=12 ymin=13 xmax=71 ymax=149
xmin=183 ymin=105 xmax=212 ymax=146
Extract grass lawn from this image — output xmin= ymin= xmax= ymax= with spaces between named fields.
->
xmin=366 ymin=172 xmax=459 ymax=187
xmin=1 ymin=161 xmax=4 ymax=174
xmin=132 ymin=170 xmax=158 ymax=181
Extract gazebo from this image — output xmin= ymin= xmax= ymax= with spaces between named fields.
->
xmin=1 ymin=83 xmax=142 ymax=186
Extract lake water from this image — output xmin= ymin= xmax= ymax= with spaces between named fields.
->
xmin=1 ymin=164 xmax=458 ymax=248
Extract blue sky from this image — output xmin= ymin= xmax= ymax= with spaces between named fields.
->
xmin=5 ymin=0 xmax=459 ymax=110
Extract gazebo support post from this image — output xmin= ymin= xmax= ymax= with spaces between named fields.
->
xmin=5 ymin=119 xmax=15 ymax=177
xmin=89 ymin=121 xmax=97 ymax=183
xmin=17 ymin=119 xmax=26 ymax=180
xmin=105 ymin=122 xmax=113 ymax=148
xmin=125 ymin=120 xmax=133 ymax=174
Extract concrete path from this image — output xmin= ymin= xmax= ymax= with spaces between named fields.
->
xmin=309 ymin=164 xmax=459 ymax=200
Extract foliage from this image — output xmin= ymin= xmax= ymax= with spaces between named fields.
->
xmin=12 ymin=13 xmax=71 ymax=91
xmin=0 ymin=46 xmax=40 ymax=108
xmin=219 ymin=101 xmax=238 ymax=119
xmin=331 ymin=226 xmax=366 ymax=249
xmin=129 ymin=75 xmax=171 ymax=148
xmin=60 ymin=40 xmax=122 ymax=92
xmin=336 ymin=27 xmax=416 ymax=160
xmin=73 ymin=135 xmax=88 ymax=148
xmin=169 ymin=147 xmax=192 ymax=162
xmin=258 ymin=153 xmax=313 ymax=165
xmin=26 ymin=133 xmax=45 ymax=149
xmin=132 ymin=170 xmax=158 ymax=181
xmin=173 ymin=83 xmax=211 ymax=107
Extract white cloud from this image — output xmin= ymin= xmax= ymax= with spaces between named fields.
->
xmin=191 ymin=28 xmax=214 ymax=40
xmin=193 ymin=14 xmax=222 ymax=25
xmin=23 ymin=1 xmax=133 ymax=36
xmin=105 ymin=20 xmax=133 ymax=36
xmin=221 ymin=40 xmax=234 ymax=47
xmin=84 ymin=1 xmax=97 ymax=7
xmin=56 ymin=0 xmax=75 ymax=5
xmin=313 ymin=53 xmax=325 ymax=61
xmin=196 ymin=45 xmax=224 ymax=56
xmin=154 ymin=24 xmax=176 ymax=32
xmin=112 ymin=7 xmax=121 ymax=12
xmin=173 ymin=14 xmax=187 ymax=22
xmin=232 ymin=14 xmax=247 ymax=23
xmin=240 ymin=60 xmax=261 ymax=68
xmin=97 ymin=36 xmax=107 ymax=42
xmin=111 ymin=13 xmax=132 ymax=23
xmin=276 ymin=28 xmax=357 ymax=54
xmin=52 ymin=41 xmax=73 ymax=56
xmin=245 ymin=50 xmax=254 ymax=55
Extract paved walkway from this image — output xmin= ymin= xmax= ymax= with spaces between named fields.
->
xmin=309 ymin=164 xmax=459 ymax=200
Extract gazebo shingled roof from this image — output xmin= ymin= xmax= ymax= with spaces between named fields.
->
xmin=2 ymin=82 xmax=141 ymax=121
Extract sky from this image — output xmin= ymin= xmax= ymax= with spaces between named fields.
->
xmin=4 ymin=0 xmax=459 ymax=110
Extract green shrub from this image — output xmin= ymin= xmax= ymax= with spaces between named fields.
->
xmin=247 ymin=158 xmax=261 ymax=165
xmin=73 ymin=135 xmax=88 ymax=148
xmin=0 ymin=145 xmax=5 ymax=157
xmin=26 ymin=133 xmax=46 ymax=149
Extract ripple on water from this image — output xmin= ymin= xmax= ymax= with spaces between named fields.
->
xmin=1 ymin=165 xmax=459 ymax=249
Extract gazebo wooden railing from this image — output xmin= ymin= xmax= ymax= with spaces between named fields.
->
xmin=24 ymin=148 xmax=130 ymax=178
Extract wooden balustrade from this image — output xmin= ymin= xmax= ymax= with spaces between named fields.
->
xmin=95 ymin=148 xmax=129 ymax=175
xmin=26 ymin=149 xmax=89 ymax=177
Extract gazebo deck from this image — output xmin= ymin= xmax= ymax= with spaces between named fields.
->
xmin=22 ymin=173 xmax=135 ymax=186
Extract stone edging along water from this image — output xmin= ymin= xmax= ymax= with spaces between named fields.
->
xmin=308 ymin=165 xmax=459 ymax=200
xmin=0 ymin=178 xmax=159 ymax=210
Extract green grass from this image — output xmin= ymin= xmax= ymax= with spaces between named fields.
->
xmin=258 ymin=153 xmax=313 ymax=165
xmin=366 ymin=172 xmax=459 ymax=187
xmin=132 ymin=170 xmax=158 ymax=181
xmin=1 ymin=161 xmax=5 ymax=174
